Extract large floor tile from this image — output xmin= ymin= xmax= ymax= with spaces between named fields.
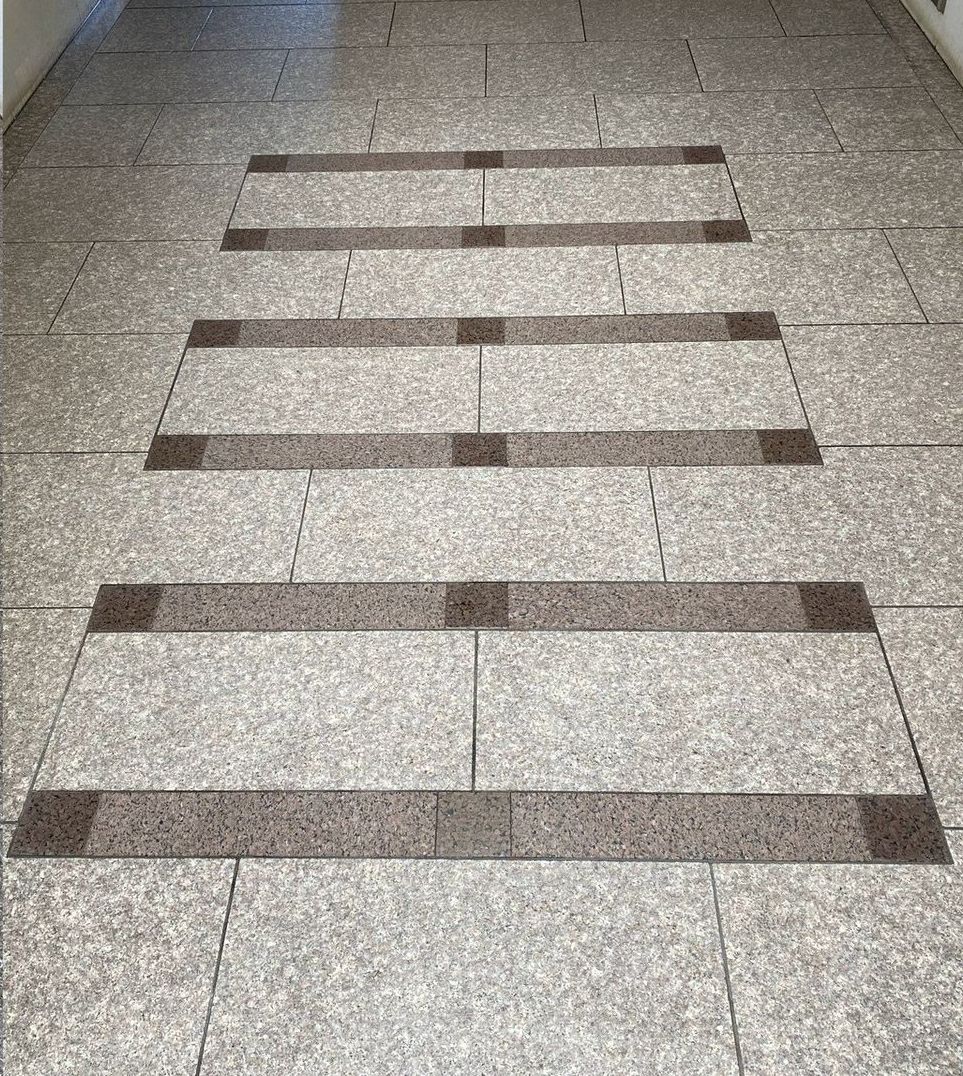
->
xmin=582 ymin=0 xmax=783 ymax=40
xmin=65 ymin=50 xmax=288 ymax=104
xmin=276 ymin=44 xmax=486 ymax=99
xmin=653 ymin=447 xmax=963 ymax=604
xmin=2 ymin=335 xmax=184 ymax=451
xmin=877 ymin=607 xmax=963 ymax=827
xmin=817 ymin=87 xmax=961 ymax=150
xmin=2 ymin=609 xmax=89 ymax=823
xmin=487 ymin=40 xmax=699 ymax=96
xmin=232 ymin=169 xmax=482 ymax=229
xmin=341 ymin=247 xmax=622 ymax=318
xmin=481 ymin=340 xmax=804 ymax=431
xmin=770 ymin=0 xmax=883 ymax=34
xmin=4 ymin=858 xmax=232 ymax=1076
xmin=52 ymin=242 xmax=348 ymax=332
xmin=619 ymin=230 xmax=922 ymax=325
xmin=371 ymin=95 xmax=600 ymax=151
xmin=162 ymin=346 xmax=478 ymax=434
xmin=38 ymin=632 xmax=474 ymax=790
xmin=690 ymin=35 xmax=919 ymax=91
xmin=785 ymin=325 xmax=963 ymax=445
xmin=201 ymin=859 xmax=737 ymax=1075
xmin=4 ymin=166 xmax=243 ymax=242
xmin=2 ymin=242 xmax=90 ymax=334
xmin=99 ymin=7 xmax=210 ymax=51
xmin=476 ymin=631 xmax=920 ymax=794
xmin=23 ymin=104 xmax=162 ymax=166
xmin=294 ymin=469 xmax=662 ymax=580
xmin=137 ymin=101 xmax=377 ymax=164
xmin=886 ymin=227 xmax=963 ymax=322
xmin=731 ymin=151 xmax=963 ymax=228
xmin=599 ymin=90 xmax=840 ymax=152
xmin=715 ymin=860 xmax=963 ymax=1074
xmin=197 ymin=4 xmax=393 ymax=49
xmin=1 ymin=454 xmax=307 ymax=606
xmin=389 ymin=0 xmax=584 ymax=46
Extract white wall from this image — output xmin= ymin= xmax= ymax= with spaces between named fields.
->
xmin=902 ymin=0 xmax=963 ymax=82
xmin=2 ymin=0 xmax=99 ymax=125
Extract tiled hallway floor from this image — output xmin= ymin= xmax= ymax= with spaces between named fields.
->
xmin=3 ymin=0 xmax=963 ymax=1071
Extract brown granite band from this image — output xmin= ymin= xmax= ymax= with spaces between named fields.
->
xmin=9 ymin=790 xmax=946 ymax=864
xmin=86 ymin=581 xmax=876 ymax=633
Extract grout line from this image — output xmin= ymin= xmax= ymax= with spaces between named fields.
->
xmin=764 ymin=0 xmax=789 ymax=37
xmin=614 ymin=244 xmax=628 ymax=314
xmin=366 ymin=98 xmax=380 ymax=152
xmin=577 ymin=0 xmax=588 ymax=42
xmin=710 ymin=865 xmax=746 ymax=1076
xmin=147 ymin=334 xmax=192 ymax=445
xmin=591 ymin=93 xmax=603 ymax=148
xmin=386 ymin=2 xmax=397 ymax=47
xmin=336 ymin=248 xmax=353 ymax=316
xmin=470 ymin=631 xmax=479 ymax=791
xmin=685 ymin=39 xmax=705 ymax=92
xmin=881 ymin=228 xmax=929 ymax=323
xmin=484 ymin=44 xmax=488 ymax=98
xmin=481 ymin=165 xmax=486 ymax=224
xmin=271 ymin=49 xmax=292 ymax=101
xmin=193 ymin=858 xmax=240 ymax=1076
xmin=131 ymin=104 xmax=167 ymax=166
xmin=646 ymin=467 xmax=668 ymax=581
xmin=476 ymin=345 xmax=483 ymax=432
xmin=287 ymin=471 xmax=313 ymax=583
xmin=779 ymin=336 xmax=817 ymax=434
xmin=43 ymin=243 xmax=95 ymax=335
xmin=189 ymin=6 xmax=214 ymax=53
xmin=811 ymin=89 xmax=846 ymax=152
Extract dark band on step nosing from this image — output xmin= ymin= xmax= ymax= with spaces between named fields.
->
xmin=220 ymin=220 xmax=750 ymax=252
xmin=9 ymin=790 xmax=946 ymax=864
xmin=144 ymin=429 xmax=821 ymax=471
xmin=87 ymin=581 xmax=876 ymax=634
xmin=246 ymin=146 xmax=727 ymax=174
xmin=185 ymin=311 xmax=782 ymax=349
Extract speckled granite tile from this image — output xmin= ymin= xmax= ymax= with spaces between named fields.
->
xmin=1 ymin=454 xmax=307 ymax=607
xmin=3 ymin=242 xmax=91 ymax=334
xmin=785 ymin=325 xmax=963 ymax=445
xmin=197 ymin=4 xmax=393 ymax=49
xmin=1 ymin=610 xmax=89 ymax=823
xmin=877 ymin=608 xmax=963 ymax=828
xmin=936 ymin=87 xmax=963 ymax=141
xmin=99 ymin=7 xmax=210 ymax=51
xmin=52 ymin=242 xmax=348 ymax=332
xmin=770 ymin=0 xmax=883 ymax=34
xmin=886 ymin=227 xmax=963 ymax=323
xmin=582 ymin=0 xmax=783 ymax=40
xmin=817 ymin=88 xmax=961 ymax=150
xmin=23 ymin=105 xmax=162 ymax=166
xmin=3 ymin=858 xmax=232 ymax=1075
xmin=294 ymin=468 xmax=662 ymax=581
xmin=653 ymin=448 xmax=963 ymax=604
xmin=200 ymin=860 xmax=737 ymax=1075
xmin=389 ymin=0 xmax=583 ymax=46
xmin=618 ymin=230 xmax=922 ymax=324
xmin=37 ymin=632 xmax=474 ymax=790
xmin=714 ymin=860 xmax=963 ymax=1074
xmin=3 ymin=335 xmax=185 ymax=452
xmin=476 ymin=631 xmax=921 ymax=793
xmin=436 ymin=792 xmax=511 ymax=857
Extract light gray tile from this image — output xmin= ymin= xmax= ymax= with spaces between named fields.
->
xmin=877 ymin=608 xmax=963 ymax=828
xmin=202 ymin=860 xmax=737 ymax=1075
xmin=770 ymin=0 xmax=883 ymax=34
xmin=371 ymin=95 xmax=600 ymax=151
xmin=3 ymin=858 xmax=232 ymax=1076
xmin=162 ymin=346 xmax=478 ymax=433
xmin=481 ymin=340 xmax=804 ymax=431
xmin=390 ymin=0 xmax=584 ymax=46
xmin=477 ymin=632 xmax=920 ymax=793
xmin=2 ymin=243 xmax=91 ymax=334
xmin=276 ymin=44 xmax=485 ymax=99
xmin=22 ymin=105 xmax=162 ymax=166
xmin=599 ymin=90 xmax=840 ymax=153
xmin=38 ymin=632 xmax=474 ymax=790
xmin=817 ymin=87 xmax=962 ymax=149
xmin=65 ymin=50 xmax=288 ymax=104
xmin=232 ymin=169 xmax=482 ymax=229
xmin=886 ymin=227 xmax=963 ymax=323
xmin=294 ymin=468 xmax=662 ymax=580
xmin=2 ymin=335 xmax=185 ymax=452
xmin=785 ymin=325 xmax=963 ymax=445
xmin=99 ymin=6 xmax=210 ymax=51
xmin=690 ymin=36 xmax=919 ymax=91
xmin=487 ymin=40 xmax=700 ymax=96
xmin=1 ymin=454 xmax=307 ymax=606
xmin=936 ymin=87 xmax=963 ymax=141
xmin=619 ymin=230 xmax=923 ymax=325
xmin=715 ymin=862 xmax=963 ymax=1074
xmin=53 ymin=242 xmax=348 ymax=332
xmin=341 ymin=247 xmax=622 ymax=318
xmin=582 ymin=0 xmax=783 ymax=39
xmin=653 ymin=447 xmax=963 ymax=604
xmin=484 ymin=163 xmax=739 ymax=224
xmin=197 ymin=3 xmax=393 ymax=49
xmin=1 ymin=609 xmax=89 ymax=823
xmin=137 ymin=101 xmax=377 ymax=164
xmin=731 ymin=151 xmax=963 ymax=228
xmin=4 ymin=166 xmax=243 ymax=242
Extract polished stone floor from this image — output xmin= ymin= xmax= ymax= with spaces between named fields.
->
xmin=2 ymin=0 xmax=963 ymax=1072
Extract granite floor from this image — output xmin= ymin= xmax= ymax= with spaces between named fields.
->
xmin=2 ymin=0 xmax=963 ymax=1072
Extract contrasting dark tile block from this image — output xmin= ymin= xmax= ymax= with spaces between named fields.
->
xmin=444 ymin=582 xmax=510 ymax=628
xmin=436 ymin=791 xmax=511 ymax=857
xmin=451 ymin=433 xmax=509 ymax=467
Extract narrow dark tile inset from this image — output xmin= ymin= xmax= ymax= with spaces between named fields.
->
xmin=9 ymin=791 xmax=100 ymax=857
xmin=797 ymin=582 xmax=875 ymax=632
xmin=756 ymin=428 xmax=822 ymax=465
xmin=445 ymin=582 xmax=509 ymax=628
xmin=724 ymin=311 xmax=782 ymax=341
xmin=451 ymin=433 xmax=508 ymax=467
xmin=857 ymin=795 xmax=950 ymax=862
xmin=436 ymin=791 xmax=511 ymax=857
xmin=144 ymin=434 xmax=208 ymax=470
xmin=702 ymin=219 xmax=752 ymax=243
xmin=682 ymin=145 xmax=728 ymax=164
xmin=88 ymin=584 xmax=163 ymax=632
xmin=187 ymin=320 xmax=242 ymax=347
xmin=457 ymin=317 xmax=505 ymax=345
xmin=221 ymin=228 xmax=268 ymax=251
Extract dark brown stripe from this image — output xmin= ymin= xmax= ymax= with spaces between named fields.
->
xmin=246 ymin=146 xmax=726 ymax=174
xmin=10 ymin=791 xmax=945 ymax=863
xmin=703 ymin=218 xmax=752 ymax=243
xmin=145 ymin=429 xmax=820 ymax=471
xmin=86 ymin=581 xmax=877 ymax=633
xmin=185 ymin=312 xmax=781 ymax=349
